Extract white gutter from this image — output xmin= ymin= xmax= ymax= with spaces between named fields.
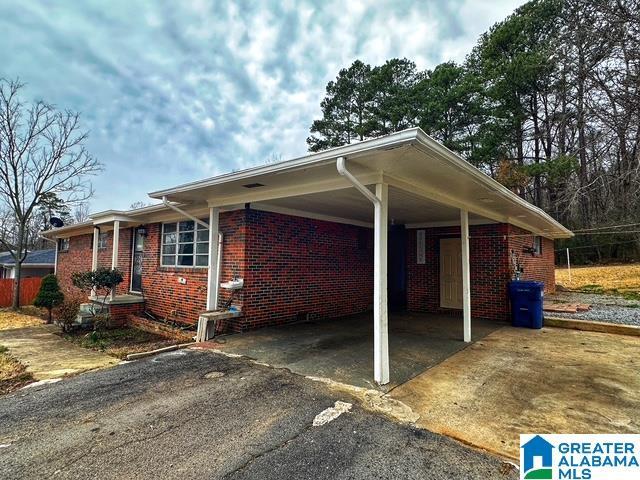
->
xmin=38 ymin=235 xmax=58 ymax=275
xmin=336 ymin=157 xmax=378 ymax=205
xmin=162 ymin=196 xmax=209 ymax=228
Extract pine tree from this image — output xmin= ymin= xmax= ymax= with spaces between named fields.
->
xmin=33 ymin=274 xmax=65 ymax=323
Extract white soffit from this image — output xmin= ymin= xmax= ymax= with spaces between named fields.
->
xmin=148 ymin=128 xmax=571 ymax=239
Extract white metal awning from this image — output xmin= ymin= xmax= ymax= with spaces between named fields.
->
xmin=149 ymin=128 xmax=572 ymax=239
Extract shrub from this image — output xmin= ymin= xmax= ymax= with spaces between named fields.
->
xmin=33 ymin=274 xmax=64 ymax=323
xmin=56 ymin=299 xmax=81 ymax=333
xmin=71 ymin=267 xmax=124 ymax=330
xmin=71 ymin=267 xmax=124 ymax=298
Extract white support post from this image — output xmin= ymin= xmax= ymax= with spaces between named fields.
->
xmin=91 ymin=227 xmax=99 ymax=299
xmin=460 ymin=209 xmax=471 ymax=343
xmin=111 ymin=220 xmax=120 ymax=300
xmin=374 ymin=183 xmax=389 ymax=385
xmin=206 ymin=207 xmax=220 ymax=311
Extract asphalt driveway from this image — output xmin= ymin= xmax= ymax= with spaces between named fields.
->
xmin=0 ymin=348 xmax=516 ymax=479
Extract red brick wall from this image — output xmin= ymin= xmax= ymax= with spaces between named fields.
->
xmin=507 ymin=225 xmax=556 ymax=293
xmin=406 ymin=223 xmax=556 ymax=321
xmin=407 ymin=224 xmax=512 ymax=321
xmin=240 ymin=209 xmax=374 ymax=331
xmin=133 ymin=210 xmax=247 ymax=326
xmin=56 ymin=228 xmax=132 ymax=301
xmin=56 ymin=212 xmax=555 ymax=330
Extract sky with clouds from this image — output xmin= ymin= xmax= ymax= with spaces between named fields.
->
xmin=0 ymin=0 xmax=525 ymax=212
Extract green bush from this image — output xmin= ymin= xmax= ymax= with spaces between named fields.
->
xmin=33 ymin=274 xmax=64 ymax=323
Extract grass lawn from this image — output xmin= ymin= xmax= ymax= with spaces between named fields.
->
xmin=0 ymin=345 xmax=34 ymax=394
xmin=61 ymin=327 xmax=183 ymax=359
xmin=556 ymin=263 xmax=640 ymax=299
xmin=0 ymin=307 xmax=45 ymax=331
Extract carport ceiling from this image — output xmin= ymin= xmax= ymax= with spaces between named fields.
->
xmin=253 ymin=186 xmax=486 ymax=226
xmin=150 ymin=128 xmax=572 ymax=238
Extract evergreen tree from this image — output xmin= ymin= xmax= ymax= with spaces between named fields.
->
xmin=33 ymin=274 xmax=65 ymax=323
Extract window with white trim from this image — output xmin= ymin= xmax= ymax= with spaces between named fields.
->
xmin=161 ymin=220 xmax=209 ymax=267
xmin=58 ymin=238 xmax=69 ymax=252
xmin=98 ymin=232 xmax=108 ymax=249
xmin=533 ymin=235 xmax=542 ymax=255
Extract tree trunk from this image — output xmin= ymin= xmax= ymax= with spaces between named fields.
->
xmin=11 ymin=225 xmax=25 ymax=310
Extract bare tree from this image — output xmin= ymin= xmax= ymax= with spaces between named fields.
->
xmin=72 ymin=202 xmax=91 ymax=223
xmin=0 ymin=79 xmax=101 ymax=308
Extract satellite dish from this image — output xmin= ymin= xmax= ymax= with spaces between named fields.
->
xmin=49 ymin=217 xmax=64 ymax=228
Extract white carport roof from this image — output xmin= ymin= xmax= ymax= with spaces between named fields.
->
xmin=149 ymin=128 xmax=572 ymax=238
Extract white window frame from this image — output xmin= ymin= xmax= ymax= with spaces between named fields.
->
xmin=160 ymin=220 xmax=209 ymax=268
xmin=98 ymin=232 xmax=108 ymax=250
xmin=533 ymin=235 xmax=542 ymax=255
xmin=58 ymin=238 xmax=69 ymax=252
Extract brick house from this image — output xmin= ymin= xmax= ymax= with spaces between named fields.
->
xmin=44 ymin=128 xmax=571 ymax=385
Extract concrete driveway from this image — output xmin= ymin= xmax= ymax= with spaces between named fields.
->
xmin=212 ymin=312 xmax=503 ymax=391
xmin=390 ymin=326 xmax=640 ymax=460
xmin=0 ymin=348 xmax=516 ymax=479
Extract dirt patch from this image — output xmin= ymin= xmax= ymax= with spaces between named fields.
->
xmin=61 ymin=327 xmax=183 ymax=359
xmin=0 ymin=308 xmax=45 ymax=331
xmin=0 ymin=345 xmax=34 ymax=394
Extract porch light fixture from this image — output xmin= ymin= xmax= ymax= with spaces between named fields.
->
xmin=242 ymin=183 xmax=265 ymax=188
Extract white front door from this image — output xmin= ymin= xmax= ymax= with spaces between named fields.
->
xmin=440 ymin=238 xmax=463 ymax=309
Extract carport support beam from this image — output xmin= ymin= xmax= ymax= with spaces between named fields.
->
xmin=206 ymin=207 xmax=220 ymax=311
xmin=337 ymin=157 xmax=389 ymax=385
xmin=111 ymin=220 xmax=120 ymax=300
xmin=91 ymin=227 xmax=99 ymax=299
xmin=374 ymin=183 xmax=389 ymax=385
xmin=460 ymin=209 xmax=471 ymax=342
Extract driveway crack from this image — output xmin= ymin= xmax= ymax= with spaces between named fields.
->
xmin=221 ymin=422 xmax=315 ymax=478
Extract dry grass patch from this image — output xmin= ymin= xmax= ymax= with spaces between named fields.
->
xmin=0 ymin=345 xmax=34 ymax=394
xmin=556 ymin=264 xmax=640 ymax=297
xmin=0 ymin=307 xmax=45 ymax=331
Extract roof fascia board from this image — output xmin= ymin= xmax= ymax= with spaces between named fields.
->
xmin=149 ymin=129 xmax=418 ymax=199
xmin=412 ymin=131 xmax=573 ymax=237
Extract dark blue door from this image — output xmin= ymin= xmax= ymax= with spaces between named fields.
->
xmin=388 ymin=224 xmax=407 ymax=311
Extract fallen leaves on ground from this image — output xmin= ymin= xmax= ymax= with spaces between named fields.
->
xmin=61 ymin=327 xmax=183 ymax=359
xmin=0 ymin=308 xmax=45 ymax=331
xmin=0 ymin=345 xmax=34 ymax=394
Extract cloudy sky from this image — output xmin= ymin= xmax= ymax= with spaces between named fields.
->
xmin=1 ymin=0 xmax=524 ymax=212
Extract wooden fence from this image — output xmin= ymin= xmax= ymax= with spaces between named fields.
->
xmin=0 ymin=277 xmax=42 ymax=307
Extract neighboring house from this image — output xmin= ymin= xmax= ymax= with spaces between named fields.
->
xmin=0 ymin=249 xmax=56 ymax=279
xmin=43 ymin=128 xmax=572 ymax=384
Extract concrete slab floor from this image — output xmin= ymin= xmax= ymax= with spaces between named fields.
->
xmin=0 ymin=325 xmax=119 ymax=380
xmin=210 ymin=312 xmax=504 ymax=392
xmin=390 ymin=326 xmax=640 ymax=461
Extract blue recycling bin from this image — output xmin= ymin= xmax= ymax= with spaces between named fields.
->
xmin=508 ymin=281 xmax=544 ymax=329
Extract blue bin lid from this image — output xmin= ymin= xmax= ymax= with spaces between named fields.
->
xmin=508 ymin=280 xmax=544 ymax=289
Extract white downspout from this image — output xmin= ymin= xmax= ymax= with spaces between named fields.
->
xmin=336 ymin=157 xmax=379 ymax=204
xmin=162 ymin=196 xmax=209 ymax=229
xmin=336 ymin=156 xmax=390 ymax=385
xmin=38 ymin=235 xmax=57 ymax=275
